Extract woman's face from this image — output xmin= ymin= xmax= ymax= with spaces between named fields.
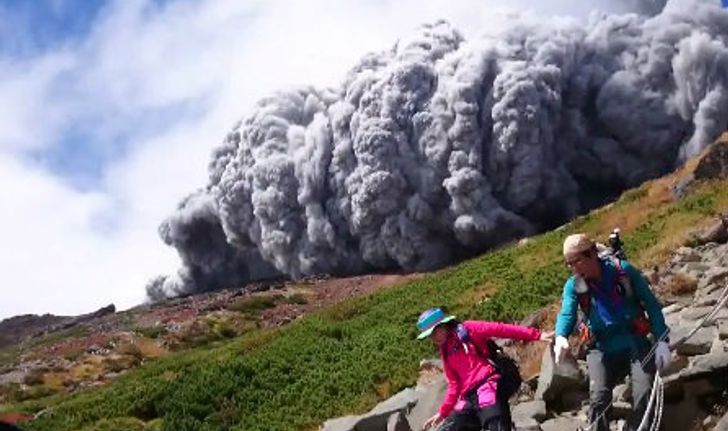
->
xmin=565 ymin=249 xmax=601 ymax=280
xmin=430 ymin=324 xmax=449 ymax=347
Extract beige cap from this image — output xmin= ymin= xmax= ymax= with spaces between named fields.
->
xmin=563 ymin=233 xmax=595 ymax=257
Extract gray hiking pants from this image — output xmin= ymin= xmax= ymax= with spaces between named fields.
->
xmin=587 ymin=348 xmax=656 ymax=431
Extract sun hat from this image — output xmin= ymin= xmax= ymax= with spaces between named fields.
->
xmin=416 ymin=307 xmax=456 ymax=340
xmin=563 ymin=233 xmax=595 ymax=257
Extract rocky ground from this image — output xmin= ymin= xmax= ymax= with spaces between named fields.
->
xmin=320 ymin=213 xmax=728 ymax=431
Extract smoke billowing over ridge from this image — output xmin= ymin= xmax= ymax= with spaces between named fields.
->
xmin=148 ymin=0 xmax=728 ymax=299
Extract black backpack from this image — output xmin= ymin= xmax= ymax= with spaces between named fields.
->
xmin=484 ymin=339 xmax=523 ymax=400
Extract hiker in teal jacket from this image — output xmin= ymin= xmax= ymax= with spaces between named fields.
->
xmin=553 ymin=233 xmax=671 ymax=431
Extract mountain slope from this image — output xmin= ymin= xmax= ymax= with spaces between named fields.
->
xmin=3 ymin=134 xmax=728 ymax=431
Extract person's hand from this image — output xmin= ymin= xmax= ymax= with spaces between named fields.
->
xmin=553 ymin=335 xmax=570 ymax=365
xmin=422 ymin=413 xmax=444 ymax=430
xmin=654 ymin=341 xmax=671 ymax=373
xmin=539 ymin=330 xmax=555 ymax=342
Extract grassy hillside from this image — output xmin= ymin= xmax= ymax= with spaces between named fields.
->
xmin=6 ymin=161 xmax=728 ymax=431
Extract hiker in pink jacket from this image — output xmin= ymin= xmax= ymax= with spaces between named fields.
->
xmin=417 ymin=308 xmax=553 ymax=431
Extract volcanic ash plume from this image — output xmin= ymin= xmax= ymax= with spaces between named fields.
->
xmin=149 ymin=0 xmax=728 ymax=298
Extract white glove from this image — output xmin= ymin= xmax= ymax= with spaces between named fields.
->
xmin=553 ymin=335 xmax=570 ymax=365
xmin=654 ymin=341 xmax=671 ymax=372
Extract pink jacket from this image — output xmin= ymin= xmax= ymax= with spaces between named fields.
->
xmin=438 ymin=321 xmax=541 ymax=417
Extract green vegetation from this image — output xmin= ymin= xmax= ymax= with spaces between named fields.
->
xmin=9 ymin=176 xmax=728 ymax=431
xmin=134 ymin=326 xmax=169 ymax=340
xmin=227 ymin=295 xmax=281 ymax=314
xmin=283 ymin=293 xmax=308 ymax=305
xmin=27 ymin=325 xmax=91 ymax=350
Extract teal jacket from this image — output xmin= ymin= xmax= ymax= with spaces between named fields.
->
xmin=555 ymin=258 xmax=668 ymax=355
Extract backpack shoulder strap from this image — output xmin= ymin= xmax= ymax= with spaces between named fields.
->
xmin=611 ymin=257 xmax=636 ymax=299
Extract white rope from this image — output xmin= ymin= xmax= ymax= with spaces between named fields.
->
xmin=650 ymin=374 xmax=663 ymax=431
xmin=635 ymin=373 xmax=660 ymax=431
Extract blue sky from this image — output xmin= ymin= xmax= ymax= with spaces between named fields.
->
xmin=0 ymin=0 xmax=105 ymax=57
xmin=0 ymin=0 xmax=687 ymax=320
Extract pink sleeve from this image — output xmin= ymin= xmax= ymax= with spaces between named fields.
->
xmin=464 ymin=320 xmax=541 ymax=342
xmin=438 ymin=353 xmax=461 ymax=417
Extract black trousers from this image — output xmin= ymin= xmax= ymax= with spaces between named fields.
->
xmin=439 ymin=395 xmax=512 ymax=431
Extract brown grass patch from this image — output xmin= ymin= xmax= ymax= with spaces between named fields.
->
xmin=43 ymin=371 xmax=69 ymax=391
xmin=134 ymin=338 xmax=167 ymax=359
xmin=70 ymin=360 xmax=105 ymax=381
xmin=161 ymin=371 xmax=178 ymax=382
xmin=454 ymin=281 xmax=498 ymax=309
xmin=657 ymin=273 xmax=698 ymax=297
xmin=374 ymin=381 xmax=392 ymax=399
xmin=636 ymin=213 xmax=712 ymax=268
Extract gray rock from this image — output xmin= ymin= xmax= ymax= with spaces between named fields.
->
xmin=672 ymin=326 xmax=718 ymax=356
xmin=405 ymin=375 xmax=447 ymax=431
xmin=662 ymin=354 xmax=689 ymax=378
xmin=695 ymin=288 xmax=726 ymax=307
xmin=539 ymin=416 xmax=585 ymax=431
xmin=681 ymin=352 xmax=728 ymax=379
xmin=673 ymin=247 xmax=701 ymax=263
xmin=698 ymin=268 xmax=728 ymax=293
xmin=662 ymin=303 xmax=685 ymax=315
xmin=680 ymin=306 xmax=715 ymax=321
xmin=694 ymin=141 xmax=728 ymax=181
xmin=609 ymin=401 xmax=632 ymax=420
xmin=322 ymin=388 xmax=419 ymax=431
xmin=535 ymin=345 xmax=584 ymax=403
xmin=710 ymin=337 xmax=726 ymax=354
xmin=514 ymin=417 xmax=540 ymax=431
xmin=369 ymin=388 xmax=418 ymax=415
xmin=665 ymin=312 xmax=683 ymax=329
xmin=718 ymin=321 xmax=728 ymax=340
xmin=714 ymin=409 xmax=728 ymax=431
xmin=0 ymin=370 xmax=25 ymax=386
xmin=512 ymin=400 xmax=548 ymax=424
xmin=612 ymin=384 xmax=631 ymax=403
xmin=714 ymin=308 xmax=728 ymax=322
xmin=681 ymin=262 xmax=713 ymax=280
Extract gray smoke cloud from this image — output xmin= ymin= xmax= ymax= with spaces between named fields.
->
xmin=149 ymin=0 xmax=728 ymax=298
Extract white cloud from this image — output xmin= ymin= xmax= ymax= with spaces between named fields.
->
xmin=0 ymin=0 xmax=651 ymax=320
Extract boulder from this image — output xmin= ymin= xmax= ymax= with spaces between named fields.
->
xmin=535 ymin=344 xmax=584 ymax=407
xmin=714 ymin=410 xmax=728 ymax=431
xmin=511 ymin=400 xmax=547 ymax=426
xmin=694 ymin=138 xmax=728 ymax=181
xmin=672 ymin=326 xmax=717 ymax=356
xmin=539 ymin=416 xmax=585 ymax=431
xmin=321 ymin=388 xmax=418 ymax=431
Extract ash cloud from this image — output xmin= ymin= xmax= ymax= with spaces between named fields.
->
xmin=149 ymin=0 xmax=728 ymax=298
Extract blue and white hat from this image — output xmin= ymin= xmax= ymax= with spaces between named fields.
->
xmin=416 ymin=308 xmax=456 ymax=340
